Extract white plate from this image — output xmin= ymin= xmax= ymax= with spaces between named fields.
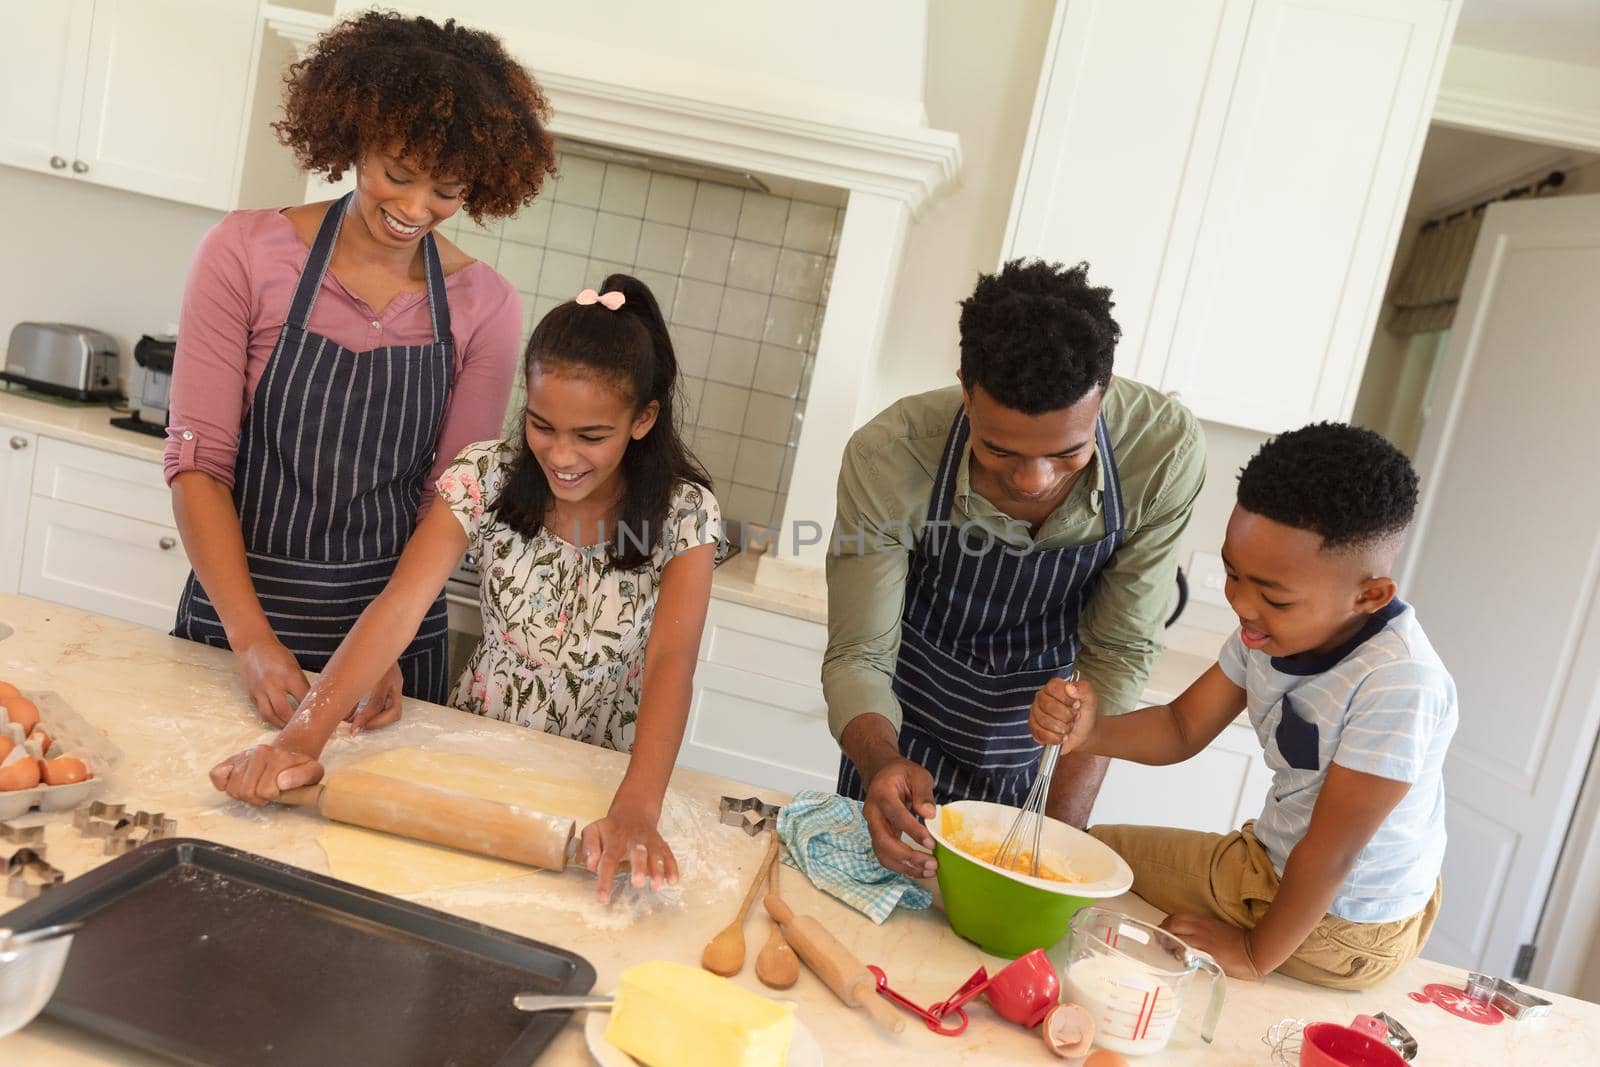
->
xmin=584 ymin=1011 xmax=823 ymax=1067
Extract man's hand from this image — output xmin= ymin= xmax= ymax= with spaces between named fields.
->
xmin=1162 ymin=913 xmax=1263 ymax=981
xmin=235 ymin=635 xmax=310 ymax=728
xmin=1030 ymin=676 xmax=1098 ymax=750
xmin=863 ymin=757 xmax=938 ymax=879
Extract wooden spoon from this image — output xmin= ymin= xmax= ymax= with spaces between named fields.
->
xmin=754 ymin=846 xmax=800 ymax=989
xmin=701 ymin=833 xmax=779 ymax=976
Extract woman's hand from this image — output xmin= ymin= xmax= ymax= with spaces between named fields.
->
xmin=348 ymin=661 xmax=404 ymax=734
xmin=235 ymin=634 xmax=311 ymax=728
xmin=1029 ymin=675 xmax=1098 ymax=750
xmin=209 ymin=744 xmax=324 ymax=806
xmin=580 ymin=803 xmax=679 ymax=904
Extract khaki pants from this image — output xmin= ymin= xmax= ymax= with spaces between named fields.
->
xmin=1089 ymin=822 xmax=1441 ymax=991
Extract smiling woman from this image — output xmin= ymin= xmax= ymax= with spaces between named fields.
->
xmin=163 ymin=12 xmax=557 ymax=723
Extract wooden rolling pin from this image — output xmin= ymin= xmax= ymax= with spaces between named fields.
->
xmin=279 ymin=769 xmax=576 ymax=872
xmin=763 ymin=895 xmax=905 ymax=1034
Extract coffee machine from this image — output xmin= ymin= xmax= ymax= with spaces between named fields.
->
xmin=110 ymin=335 xmax=176 ymax=438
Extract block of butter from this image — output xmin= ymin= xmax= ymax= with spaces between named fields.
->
xmin=604 ymin=960 xmax=795 ymax=1067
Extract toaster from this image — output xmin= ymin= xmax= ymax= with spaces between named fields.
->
xmin=3 ymin=322 xmax=121 ymax=401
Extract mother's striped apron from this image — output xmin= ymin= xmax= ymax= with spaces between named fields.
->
xmin=174 ymin=191 xmax=452 ymax=702
xmin=839 ymin=408 xmax=1125 ymax=805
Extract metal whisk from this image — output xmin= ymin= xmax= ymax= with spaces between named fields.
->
xmin=993 ymin=669 xmax=1077 ymax=877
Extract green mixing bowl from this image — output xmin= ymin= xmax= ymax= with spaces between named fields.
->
xmin=928 ymin=800 xmax=1134 ymax=959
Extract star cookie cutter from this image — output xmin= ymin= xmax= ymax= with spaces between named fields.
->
xmin=718 ymin=795 xmax=781 ymax=837
xmin=73 ymin=801 xmax=177 ymax=855
xmin=5 ymin=846 xmax=64 ymax=899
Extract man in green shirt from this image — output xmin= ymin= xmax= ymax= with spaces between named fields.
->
xmin=824 ymin=259 xmax=1205 ymax=878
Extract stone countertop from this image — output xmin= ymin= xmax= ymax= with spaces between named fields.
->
xmin=0 ymin=386 xmax=165 ymax=464
xmin=0 ymin=604 xmax=1595 ymax=1067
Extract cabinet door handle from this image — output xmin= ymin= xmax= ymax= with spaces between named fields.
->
xmin=49 ymin=155 xmax=67 ymax=170
xmin=8 ymin=436 xmax=28 ymax=450
xmin=158 ymin=536 xmax=177 ymax=551
xmin=71 ymin=159 xmax=89 ymax=174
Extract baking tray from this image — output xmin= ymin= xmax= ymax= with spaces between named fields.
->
xmin=2 ymin=838 xmax=595 ymax=1066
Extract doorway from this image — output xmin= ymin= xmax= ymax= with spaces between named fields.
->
xmin=1349 ymin=122 xmax=1600 ymax=992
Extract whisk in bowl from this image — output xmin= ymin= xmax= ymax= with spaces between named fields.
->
xmin=992 ymin=669 xmax=1078 ymax=878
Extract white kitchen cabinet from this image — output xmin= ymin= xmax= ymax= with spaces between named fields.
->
xmin=0 ymin=424 xmax=38 ymax=595
xmin=19 ymin=436 xmax=188 ymax=630
xmin=1 ymin=0 xmax=260 ymax=211
xmin=1004 ymin=0 xmax=1458 ymax=434
xmin=681 ymin=599 xmax=838 ymax=793
xmin=1091 ymin=716 xmax=1273 ymax=835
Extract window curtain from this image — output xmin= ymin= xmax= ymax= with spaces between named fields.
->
xmin=1387 ymin=210 xmax=1483 ymax=337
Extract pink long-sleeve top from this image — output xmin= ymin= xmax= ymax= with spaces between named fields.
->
xmin=164 ymin=208 xmax=521 ymax=517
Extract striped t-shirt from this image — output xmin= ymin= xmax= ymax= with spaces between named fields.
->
xmin=1218 ymin=599 xmax=1457 ymax=923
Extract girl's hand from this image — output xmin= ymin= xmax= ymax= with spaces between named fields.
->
xmin=1029 ymin=675 xmax=1098 ymax=749
xmin=236 ymin=634 xmax=311 ymax=728
xmin=580 ymin=806 xmax=679 ymax=903
xmin=209 ymin=744 xmax=324 ymax=806
xmin=348 ymin=662 xmax=404 ymax=734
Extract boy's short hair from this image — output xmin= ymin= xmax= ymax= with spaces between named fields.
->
xmin=958 ymin=259 xmax=1119 ymax=415
xmin=1237 ymin=422 xmax=1419 ymax=551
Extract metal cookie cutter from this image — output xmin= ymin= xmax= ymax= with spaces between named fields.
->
xmin=1465 ymin=972 xmax=1552 ymax=1021
xmin=5 ymin=847 xmax=64 ymax=899
xmin=718 ymin=795 xmax=781 ymax=837
xmin=0 ymin=822 xmax=45 ymax=849
xmin=1372 ymin=1012 xmax=1418 ymax=1060
xmin=74 ymin=801 xmax=176 ymax=855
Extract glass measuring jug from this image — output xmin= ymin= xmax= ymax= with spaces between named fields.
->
xmin=1061 ymin=906 xmax=1226 ymax=1054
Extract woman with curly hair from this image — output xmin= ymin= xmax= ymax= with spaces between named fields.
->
xmin=166 ymin=12 xmax=556 ymax=726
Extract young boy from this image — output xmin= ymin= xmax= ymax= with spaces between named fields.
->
xmin=1030 ymin=422 xmax=1456 ymax=990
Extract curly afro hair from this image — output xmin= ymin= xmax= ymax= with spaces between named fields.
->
xmin=1237 ymin=422 xmax=1419 ymax=551
xmin=274 ymin=11 xmax=557 ymax=222
xmin=958 ymin=259 xmax=1120 ymax=414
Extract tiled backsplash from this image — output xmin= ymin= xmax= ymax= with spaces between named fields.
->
xmin=437 ymin=150 xmax=845 ymax=533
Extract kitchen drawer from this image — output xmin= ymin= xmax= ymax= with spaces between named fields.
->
xmin=32 ymin=436 xmax=172 ymax=527
xmin=680 ymin=660 xmax=836 ymax=794
xmin=1090 ymin=719 xmax=1269 ymax=835
xmin=700 ymin=598 xmax=826 ymax=689
xmin=20 ymin=496 xmax=190 ymax=630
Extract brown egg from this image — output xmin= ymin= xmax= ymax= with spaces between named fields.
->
xmin=1084 ymin=1050 xmax=1131 ymax=1067
xmin=28 ymin=727 xmax=52 ymax=755
xmin=0 ymin=755 xmax=41 ymax=791
xmin=2 ymin=695 xmax=40 ymax=734
xmin=0 ymin=681 xmax=19 ymax=702
xmin=40 ymin=757 xmax=90 ymax=786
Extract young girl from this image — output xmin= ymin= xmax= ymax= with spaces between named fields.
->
xmin=210 ymin=274 xmax=722 ymax=901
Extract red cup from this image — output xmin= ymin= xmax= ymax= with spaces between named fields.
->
xmin=1300 ymin=1015 xmax=1406 ymax=1067
xmin=982 ymin=948 xmax=1061 ymax=1029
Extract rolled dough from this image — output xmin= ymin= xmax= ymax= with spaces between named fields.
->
xmin=316 ymin=748 xmax=611 ymax=895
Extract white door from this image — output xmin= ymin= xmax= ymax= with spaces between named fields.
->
xmin=0 ymin=1 xmax=93 ymax=177
xmin=74 ymin=0 xmax=258 ymax=209
xmin=1404 ymin=192 xmax=1600 ymax=977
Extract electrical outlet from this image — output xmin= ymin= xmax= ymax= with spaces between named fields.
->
xmin=1188 ymin=550 xmax=1230 ymax=608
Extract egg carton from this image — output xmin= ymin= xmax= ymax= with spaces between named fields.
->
xmin=0 ymin=690 xmax=121 ymax=820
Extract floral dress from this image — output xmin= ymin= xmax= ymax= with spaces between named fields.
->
xmin=437 ymin=440 xmax=723 ymax=752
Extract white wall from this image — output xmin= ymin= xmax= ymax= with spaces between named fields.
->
xmin=336 ymin=0 xmax=933 ymax=131
xmin=1436 ymin=45 xmax=1600 ymax=153
xmin=1 ymin=166 xmax=221 ymax=389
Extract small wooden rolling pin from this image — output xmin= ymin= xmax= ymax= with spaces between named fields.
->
xmin=763 ymin=895 xmax=905 ymax=1034
xmin=279 ymin=769 xmax=576 ymax=872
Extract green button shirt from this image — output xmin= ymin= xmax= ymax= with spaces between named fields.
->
xmin=823 ymin=378 xmax=1206 ymax=741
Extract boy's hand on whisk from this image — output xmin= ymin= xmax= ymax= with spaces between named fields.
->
xmin=1029 ymin=675 xmax=1097 ymax=750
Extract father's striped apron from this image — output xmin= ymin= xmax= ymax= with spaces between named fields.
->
xmin=174 ymin=191 xmax=452 ymax=702
xmin=838 ymin=408 xmax=1125 ymax=805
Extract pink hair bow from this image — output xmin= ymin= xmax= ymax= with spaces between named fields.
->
xmin=575 ymin=288 xmax=626 ymax=310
